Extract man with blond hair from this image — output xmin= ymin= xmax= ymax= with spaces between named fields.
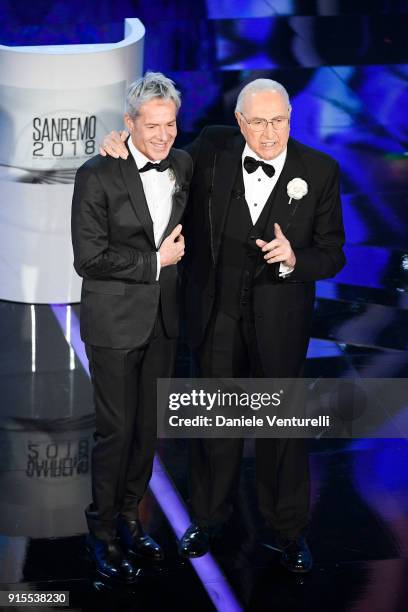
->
xmin=72 ymin=72 xmax=192 ymax=581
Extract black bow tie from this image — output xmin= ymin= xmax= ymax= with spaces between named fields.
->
xmin=139 ymin=158 xmax=171 ymax=173
xmin=244 ymin=156 xmax=275 ymax=178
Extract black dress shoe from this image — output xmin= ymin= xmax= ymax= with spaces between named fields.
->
xmin=86 ymin=533 xmax=138 ymax=583
xmin=117 ymin=516 xmax=164 ymax=562
xmin=279 ymin=536 xmax=313 ymax=573
xmin=178 ymin=523 xmax=211 ymax=559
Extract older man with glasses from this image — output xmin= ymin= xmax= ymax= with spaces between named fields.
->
xmin=100 ymin=78 xmax=346 ymax=573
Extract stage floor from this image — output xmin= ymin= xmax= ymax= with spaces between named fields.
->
xmin=0 ymin=297 xmax=406 ymax=612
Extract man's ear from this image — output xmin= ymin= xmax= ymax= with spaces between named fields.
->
xmin=124 ymin=113 xmax=134 ymax=132
xmin=235 ymin=111 xmax=244 ymax=135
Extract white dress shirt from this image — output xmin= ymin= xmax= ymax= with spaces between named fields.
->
xmin=128 ymin=138 xmax=174 ymax=280
xmin=242 ymin=144 xmax=293 ymax=277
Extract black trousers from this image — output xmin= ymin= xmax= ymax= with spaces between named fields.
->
xmin=189 ymin=308 xmax=310 ymax=539
xmin=85 ymin=311 xmax=176 ymax=540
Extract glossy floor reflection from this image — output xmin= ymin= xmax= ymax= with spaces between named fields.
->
xmin=0 ymin=296 xmax=407 ymax=612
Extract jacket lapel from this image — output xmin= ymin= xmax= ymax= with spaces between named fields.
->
xmin=210 ymin=132 xmax=245 ymax=264
xmin=159 ymin=149 xmax=189 ymax=246
xmin=253 ymin=138 xmax=309 ymax=279
xmin=119 ymin=148 xmax=156 ymax=249
xmin=261 ymin=138 xmax=308 ymax=242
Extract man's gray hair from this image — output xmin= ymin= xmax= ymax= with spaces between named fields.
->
xmin=235 ymin=79 xmax=292 ymax=115
xmin=126 ymin=72 xmax=181 ymax=117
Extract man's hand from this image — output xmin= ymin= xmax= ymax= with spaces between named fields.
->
xmin=159 ymin=224 xmax=185 ymax=267
xmin=99 ymin=130 xmax=129 ymax=159
xmin=256 ymin=223 xmax=296 ymax=268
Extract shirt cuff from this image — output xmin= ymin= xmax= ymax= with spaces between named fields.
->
xmin=155 ymin=252 xmax=161 ymax=281
xmin=279 ymin=262 xmax=294 ymax=278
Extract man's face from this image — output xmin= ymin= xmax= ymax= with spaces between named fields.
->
xmin=125 ymin=98 xmax=177 ymax=160
xmin=235 ymin=90 xmax=290 ymax=160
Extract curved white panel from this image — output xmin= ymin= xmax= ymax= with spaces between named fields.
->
xmin=0 ymin=18 xmax=145 ymax=303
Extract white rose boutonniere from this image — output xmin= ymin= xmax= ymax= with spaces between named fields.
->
xmin=287 ymin=178 xmax=308 ymax=205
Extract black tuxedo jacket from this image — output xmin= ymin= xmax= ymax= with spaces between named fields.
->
xmin=183 ymin=126 xmax=345 ymax=375
xmin=71 ymin=145 xmax=193 ymax=349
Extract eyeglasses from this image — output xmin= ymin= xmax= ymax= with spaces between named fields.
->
xmin=239 ymin=113 xmax=290 ymax=132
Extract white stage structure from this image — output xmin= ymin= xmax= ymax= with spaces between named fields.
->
xmin=0 ymin=18 xmax=145 ymax=303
